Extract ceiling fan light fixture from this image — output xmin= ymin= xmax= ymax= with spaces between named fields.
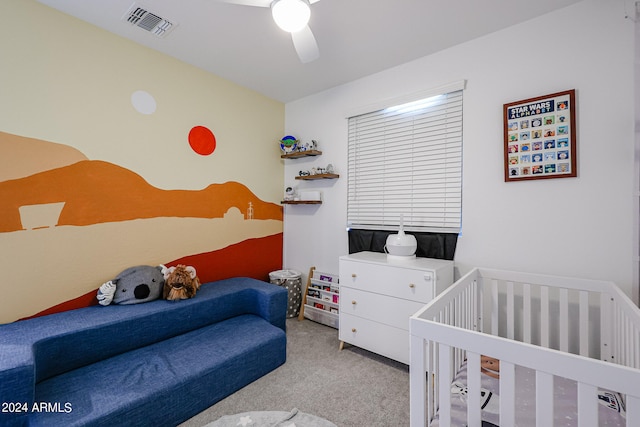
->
xmin=271 ymin=0 xmax=310 ymax=33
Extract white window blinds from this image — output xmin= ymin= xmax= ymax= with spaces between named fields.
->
xmin=347 ymin=87 xmax=463 ymax=232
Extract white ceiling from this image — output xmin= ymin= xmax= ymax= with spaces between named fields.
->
xmin=36 ymin=0 xmax=582 ymax=103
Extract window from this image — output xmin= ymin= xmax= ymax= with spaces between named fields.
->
xmin=347 ymin=82 xmax=464 ymax=233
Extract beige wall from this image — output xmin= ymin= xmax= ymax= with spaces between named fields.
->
xmin=1 ymin=0 xmax=284 ymax=200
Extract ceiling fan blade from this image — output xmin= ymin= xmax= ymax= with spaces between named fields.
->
xmin=218 ymin=0 xmax=271 ymax=7
xmin=291 ymin=25 xmax=319 ymax=63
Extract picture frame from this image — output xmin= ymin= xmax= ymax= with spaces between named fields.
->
xmin=503 ymin=89 xmax=576 ymax=182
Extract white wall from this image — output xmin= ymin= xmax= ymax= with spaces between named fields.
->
xmin=634 ymin=1 xmax=640 ymax=304
xmin=284 ymin=0 xmax=637 ymax=299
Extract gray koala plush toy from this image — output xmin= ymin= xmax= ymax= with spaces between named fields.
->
xmin=97 ymin=265 xmax=166 ymax=306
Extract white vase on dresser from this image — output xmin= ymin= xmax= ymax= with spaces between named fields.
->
xmin=338 ymin=251 xmax=454 ymax=364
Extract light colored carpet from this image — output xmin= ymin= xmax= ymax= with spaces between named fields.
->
xmin=203 ymin=408 xmax=337 ymax=427
xmin=179 ymin=318 xmax=410 ymax=427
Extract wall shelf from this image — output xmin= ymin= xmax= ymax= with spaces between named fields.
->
xmin=282 ymin=148 xmax=334 ymax=205
xmin=281 ymin=150 xmax=322 ymax=159
xmin=295 ymin=173 xmax=339 ymax=180
xmin=281 ymin=200 xmax=322 ymax=205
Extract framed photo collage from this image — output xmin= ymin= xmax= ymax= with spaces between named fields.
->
xmin=503 ymin=89 xmax=576 ymax=182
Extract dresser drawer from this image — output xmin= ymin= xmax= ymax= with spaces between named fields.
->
xmin=339 ymin=314 xmax=410 ymax=364
xmin=339 ymin=259 xmax=434 ymax=303
xmin=340 ymin=287 xmax=424 ymax=331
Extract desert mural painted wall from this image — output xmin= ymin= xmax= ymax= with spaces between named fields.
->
xmin=0 ymin=1 xmax=285 ymax=323
xmin=0 ymin=131 xmax=284 ymax=323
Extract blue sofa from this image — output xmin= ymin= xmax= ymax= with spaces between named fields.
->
xmin=0 ymin=277 xmax=287 ymax=427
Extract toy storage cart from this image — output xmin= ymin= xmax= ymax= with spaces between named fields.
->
xmin=299 ymin=267 xmax=340 ymax=328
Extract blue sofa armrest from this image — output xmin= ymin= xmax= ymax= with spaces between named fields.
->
xmin=0 ymin=345 xmax=35 ymax=426
xmin=209 ymin=277 xmax=287 ymax=332
xmin=240 ymin=278 xmax=288 ymax=332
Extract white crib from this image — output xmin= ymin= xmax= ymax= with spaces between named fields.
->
xmin=409 ymin=267 xmax=640 ymax=427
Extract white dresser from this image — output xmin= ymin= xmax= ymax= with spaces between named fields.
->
xmin=338 ymin=251 xmax=454 ymax=364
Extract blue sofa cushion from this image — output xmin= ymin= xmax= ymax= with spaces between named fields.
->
xmin=0 ymin=277 xmax=286 ymax=383
xmin=0 ymin=277 xmax=287 ymax=427
xmin=28 ymin=314 xmax=286 ymax=427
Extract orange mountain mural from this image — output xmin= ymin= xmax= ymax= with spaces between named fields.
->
xmin=0 ymin=160 xmax=282 ymax=233
xmin=0 ymin=132 xmax=284 ymax=323
xmin=22 ymin=233 xmax=283 ymax=320
xmin=0 ymin=131 xmax=89 ymax=182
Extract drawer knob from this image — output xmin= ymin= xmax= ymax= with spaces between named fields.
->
xmin=351 ymin=328 xmax=357 ymax=333
xmin=409 ymin=283 xmax=415 ymax=288
xmin=351 ymin=300 xmax=357 ymax=305
xmin=351 ymin=273 xmax=357 ymax=278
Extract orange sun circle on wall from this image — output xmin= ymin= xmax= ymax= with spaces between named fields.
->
xmin=188 ymin=126 xmax=216 ymax=156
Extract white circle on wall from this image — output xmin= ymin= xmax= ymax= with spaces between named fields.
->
xmin=131 ymin=90 xmax=157 ymax=114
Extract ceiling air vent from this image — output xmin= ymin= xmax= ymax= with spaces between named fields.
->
xmin=122 ymin=3 xmax=176 ymax=38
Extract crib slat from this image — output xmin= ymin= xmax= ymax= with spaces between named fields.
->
xmin=491 ymin=279 xmax=499 ymax=335
xmin=614 ymin=302 xmax=622 ymax=364
xmin=409 ymin=334 xmax=428 ymax=427
xmin=499 ymin=361 xmax=515 ymax=426
xmin=438 ymin=344 xmax=452 ymax=427
xmin=464 ymin=284 xmax=470 ymax=329
xmin=430 ymin=342 xmax=436 ymax=425
xmin=601 ymin=293 xmax=613 ymax=361
xmin=541 ymin=286 xmax=550 ymax=348
xmin=623 ymin=311 xmax=629 ymax=365
xmin=433 ymin=342 xmax=439 ymax=423
xmin=625 ymin=309 xmax=635 ymax=367
xmin=455 ymin=292 xmax=461 ymax=328
xmin=466 ymin=352 xmax=481 ymax=427
xmin=577 ymin=382 xmax=597 ymax=427
xmin=560 ymin=288 xmax=569 ymax=352
xmin=444 ymin=303 xmax=450 ymax=332
xmin=507 ymin=281 xmax=514 ymax=340
xmin=579 ymin=290 xmax=589 ymax=357
xmin=477 ymin=278 xmax=484 ymax=333
xmin=523 ymin=283 xmax=532 ymax=344
xmin=464 ymin=285 xmax=469 ymax=329
xmin=631 ymin=319 xmax=636 ymax=368
xmin=453 ymin=298 xmax=459 ymax=372
xmin=635 ymin=328 xmax=640 ymax=369
xmin=536 ymin=371 xmax=553 ymax=427
xmin=620 ymin=309 xmax=626 ymax=364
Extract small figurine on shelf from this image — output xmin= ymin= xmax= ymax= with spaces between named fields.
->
xmin=284 ymin=186 xmax=297 ymax=201
xmin=299 ymin=170 xmax=310 ymax=176
xmin=326 ymin=164 xmax=335 ymax=174
xmin=297 ymin=140 xmax=317 ymax=152
xmin=311 ymin=140 xmax=318 ymax=150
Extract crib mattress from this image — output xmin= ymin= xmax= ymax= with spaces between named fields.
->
xmin=430 ymin=361 xmax=626 ymax=427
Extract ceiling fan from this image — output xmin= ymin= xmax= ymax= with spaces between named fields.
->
xmin=220 ymin=0 xmax=321 ymax=63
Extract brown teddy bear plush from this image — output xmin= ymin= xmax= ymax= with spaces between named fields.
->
xmin=162 ymin=264 xmax=201 ymax=301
